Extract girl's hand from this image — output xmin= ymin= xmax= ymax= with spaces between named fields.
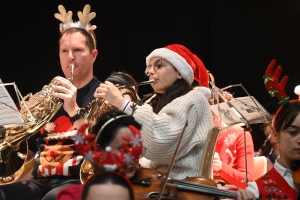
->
xmin=94 ymin=81 xmax=126 ymax=108
xmin=212 ymin=152 xmax=222 ymax=171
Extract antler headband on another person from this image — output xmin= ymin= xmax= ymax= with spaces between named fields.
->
xmin=263 ymin=59 xmax=300 ymax=128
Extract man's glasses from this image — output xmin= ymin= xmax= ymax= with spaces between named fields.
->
xmin=145 ymin=59 xmax=170 ymax=76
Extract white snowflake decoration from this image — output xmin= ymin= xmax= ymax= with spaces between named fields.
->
xmin=74 ymin=133 xmax=85 ymax=145
xmin=123 ymin=153 xmax=135 ymax=165
xmin=224 ymin=132 xmax=236 ymax=146
xmin=129 ymin=135 xmax=142 ymax=148
xmin=84 ymin=150 xmax=95 ymax=162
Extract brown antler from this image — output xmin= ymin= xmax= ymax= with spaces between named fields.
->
xmin=263 ymin=59 xmax=289 ymax=103
xmin=54 ymin=5 xmax=73 ymax=23
xmin=77 ymin=4 xmax=96 ymax=27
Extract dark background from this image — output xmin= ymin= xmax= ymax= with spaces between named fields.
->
xmin=1 ymin=1 xmax=300 ymax=150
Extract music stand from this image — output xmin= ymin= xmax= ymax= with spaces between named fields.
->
xmin=210 ymin=83 xmax=272 ymax=186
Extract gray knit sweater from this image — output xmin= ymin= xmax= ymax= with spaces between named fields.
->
xmin=123 ymin=90 xmax=213 ymax=179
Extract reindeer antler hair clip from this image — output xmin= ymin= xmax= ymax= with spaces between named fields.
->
xmin=54 ymin=4 xmax=97 ymax=48
xmin=263 ymin=59 xmax=290 ymax=105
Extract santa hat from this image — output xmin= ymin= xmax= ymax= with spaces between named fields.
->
xmin=42 ymin=116 xmax=77 ymax=140
xmin=145 ymin=44 xmax=209 ymax=87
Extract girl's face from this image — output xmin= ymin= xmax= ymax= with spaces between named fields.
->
xmin=109 ymin=127 xmax=138 ymax=179
xmin=146 ymin=57 xmax=182 ymax=94
xmin=276 ymin=112 xmax=300 ymax=167
xmin=86 ymin=183 xmax=130 ymax=200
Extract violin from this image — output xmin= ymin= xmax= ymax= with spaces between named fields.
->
xmin=292 ymin=160 xmax=300 ymax=188
xmin=131 ymin=168 xmax=238 ymax=200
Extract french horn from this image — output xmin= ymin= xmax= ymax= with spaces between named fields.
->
xmin=0 ymin=64 xmax=75 ymax=185
xmin=80 ymin=79 xmax=154 ymax=183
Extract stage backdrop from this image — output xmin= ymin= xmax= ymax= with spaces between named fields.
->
xmin=1 ymin=0 xmax=300 ymax=149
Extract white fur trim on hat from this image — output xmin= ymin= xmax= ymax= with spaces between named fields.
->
xmin=145 ymin=48 xmax=194 ymax=84
xmin=295 ymin=85 xmax=300 ymax=99
xmin=45 ymin=130 xmax=78 ymax=140
xmin=194 ymin=86 xmax=211 ymax=98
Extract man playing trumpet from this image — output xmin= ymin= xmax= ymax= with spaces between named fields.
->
xmin=0 ymin=4 xmax=100 ymax=200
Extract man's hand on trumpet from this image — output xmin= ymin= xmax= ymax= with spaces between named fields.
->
xmin=52 ymin=76 xmax=79 ymax=117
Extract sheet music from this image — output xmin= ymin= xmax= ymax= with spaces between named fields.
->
xmin=229 ymin=96 xmax=272 ymax=124
xmin=210 ymin=102 xmax=245 ymax=127
xmin=210 ymin=95 xmax=272 ymax=127
xmin=0 ymin=79 xmax=24 ymax=126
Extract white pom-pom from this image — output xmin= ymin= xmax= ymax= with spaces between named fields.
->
xmin=294 ymin=85 xmax=300 ymax=97
xmin=105 ymin=146 xmax=112 ymax=152
xmin=195 ymin=86 xmax=211 ymax=98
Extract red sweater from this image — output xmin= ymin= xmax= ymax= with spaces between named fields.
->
xmin=57 ymin=184 xmax=82 ymax=200
xmin=214 ymin=127 xmax=254 ymax=189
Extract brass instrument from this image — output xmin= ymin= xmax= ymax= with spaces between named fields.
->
xmin=86 ymin=79 xmax=154 ymax=128
xmin=0 ymin=64 xmax=75 ymax=185
xmin=80 ymin=79 xmax=154 ymax=183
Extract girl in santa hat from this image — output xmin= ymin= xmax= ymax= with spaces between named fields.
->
xmin=95 ymin=44 xmax=213 ymax=179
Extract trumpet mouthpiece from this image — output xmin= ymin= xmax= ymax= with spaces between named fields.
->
xmin=69 ymin=63 xmax=74 ymax=84
xmin=147 ymin=79 xmax=155 ymax=84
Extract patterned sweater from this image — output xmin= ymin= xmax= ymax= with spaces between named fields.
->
xmin=247 ymin=161 xmax=299 ymax=199
xmin=124 ymin=90 xmax=213 ymax=179
xmin=256 ymin=166 xmax=298 ymax=199
xmin=214 ymin=127 xmax=254 ymax=189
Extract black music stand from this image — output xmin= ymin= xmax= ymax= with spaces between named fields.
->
xmin=210 ymin=83 xmax=272 ymax=186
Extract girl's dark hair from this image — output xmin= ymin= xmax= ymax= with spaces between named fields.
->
xmin=151 ymin=79 xmax=192 ymax=114
xmin=82 ymin=172 xmax=134 ymax=200
xmin=275 ymin=101 xmax=300 ymax=132
xmin=59 ymin=27 xmax=96 ymax=52
xmin=105 ymin=71 xmax=138 ymax=93
xmin=91 ymin=109 xmax=141 ymax=149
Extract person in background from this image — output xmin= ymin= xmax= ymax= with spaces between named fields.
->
xmin=256 ymin=100 xmax=280 ymax=171
xmin=95 ymin=44 xmax=213 ymax=179
xmin=210 ymin=91 xmax=254 ymax=189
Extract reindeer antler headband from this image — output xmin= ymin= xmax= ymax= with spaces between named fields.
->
xmin=263 ymin=59 xmax=300 ymax=128
xmin=54 ymin=4 xmax=97 ymax=49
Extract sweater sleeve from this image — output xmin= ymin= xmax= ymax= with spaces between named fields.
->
xmin=56 ymin=185 xmax=82 ymax=200
xmin=220 ymin=131 xmax=255 ymax=189
xmin=123 ymin=90 xmax=213 ymax=164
